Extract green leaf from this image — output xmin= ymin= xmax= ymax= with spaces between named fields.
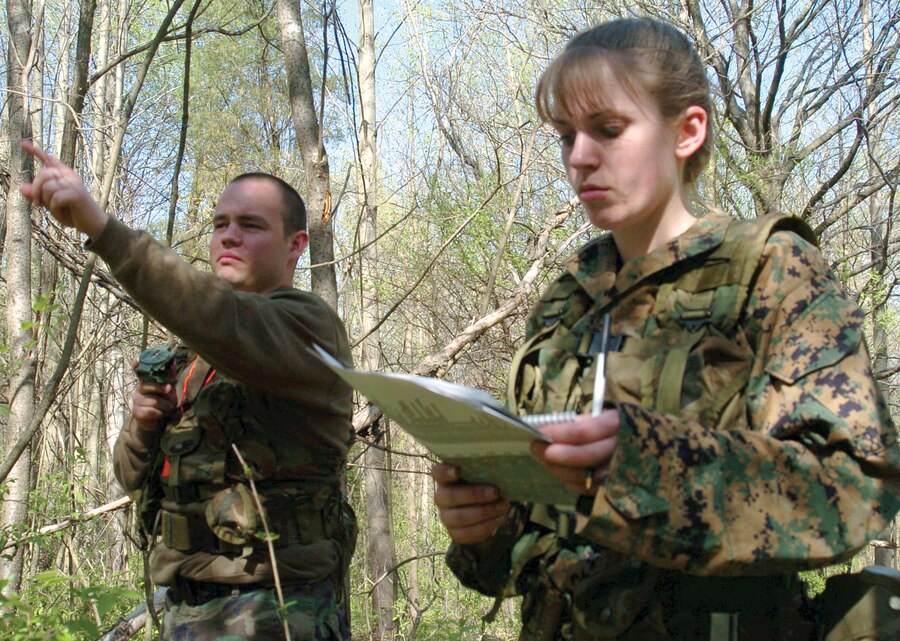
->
xmin=94 ymin=592 xmax=119 ymax=618
xmin=66 ymin=618 xmax=100 ymax=638
xmin=34 ymin=569 xmax=70 ymax=586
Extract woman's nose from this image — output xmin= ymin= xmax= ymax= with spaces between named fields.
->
xmin=567 ymin=131 xmax=599 ymax=168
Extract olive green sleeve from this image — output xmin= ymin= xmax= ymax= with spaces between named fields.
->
xmin=112 ymin=416 xmax=162 ymax=495
xmin=87 ymin=218 xmax=352 ymax=413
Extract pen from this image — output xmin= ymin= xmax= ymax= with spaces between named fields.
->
xmin=585 ymin=313 xmax=611 ymax=490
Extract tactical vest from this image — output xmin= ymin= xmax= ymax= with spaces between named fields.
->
xmin=139 ymin=352 xmax=357 ymax=586
xmin=509 ymin=214 xmax=817 ymax=425
xmin=505 ymin=215 xmax=822 ymax=640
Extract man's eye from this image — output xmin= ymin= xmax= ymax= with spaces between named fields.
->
xmin=557 ymin=133 xmax=575 ymax=147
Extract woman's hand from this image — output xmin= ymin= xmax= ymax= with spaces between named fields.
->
xmin=432 ymin=463 xmax=509 ymax=545
xmin=530 ymin=409 xmax=620 ymax=496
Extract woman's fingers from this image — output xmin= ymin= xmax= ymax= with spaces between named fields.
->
xmin=529 ymin=410 xmax=621 ymax=495
xmin=534 ymin=435 xmax=618 ymax=467
xmin=537 ymin=409 xmax=619 ymax=444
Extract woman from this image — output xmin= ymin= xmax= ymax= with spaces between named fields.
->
xmin=432 ymin=17 xmax=900 ymax=641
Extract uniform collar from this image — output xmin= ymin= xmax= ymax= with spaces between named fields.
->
xmin=566 ymin=216 xmax=732 ymax=308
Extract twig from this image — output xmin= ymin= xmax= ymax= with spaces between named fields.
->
xmin=231 ymin=444 xmax=290 ymax=641
xmin=359 ymin=552 xmax=446 ymax=596
xmin=97 ymin=587 xmax=167 ymax=641
xmin=1 ymin=494 xmax=133 ymax=551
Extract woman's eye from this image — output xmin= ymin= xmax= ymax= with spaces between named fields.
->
xmin=595 ymin=123 xmax=623 ymax=138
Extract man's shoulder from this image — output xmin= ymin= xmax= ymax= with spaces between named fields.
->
xmin=268 ymin=286 xmax=329 ymax=304
xmin=266 ymin=287 xmax=353 ymax=366
xmin=266 ymin=287 xmax=343 ymax=320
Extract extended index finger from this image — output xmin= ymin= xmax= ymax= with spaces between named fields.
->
xmin=21 ymin=139 xmax=58 ymax=167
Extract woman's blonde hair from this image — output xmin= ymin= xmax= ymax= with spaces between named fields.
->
xmin=536 ymin=18 xmax=713 ymax=186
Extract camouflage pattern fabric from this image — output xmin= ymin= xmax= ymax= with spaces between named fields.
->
xmin=117 ymin=349 xmax=357 ymax=588
xmin=566 ymin=216 xmax=899 ymax=572
xmin=162 ymin=580 xmax=349 ymax=641
xmin=447 ymin=215 xmax=900 ymax=640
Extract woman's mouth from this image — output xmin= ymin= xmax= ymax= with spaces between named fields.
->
xmin=578 ymin=186 xmax=609 ymax=202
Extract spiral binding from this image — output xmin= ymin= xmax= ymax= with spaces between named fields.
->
xmin=520 ymin=411 xmax=579 ymax=428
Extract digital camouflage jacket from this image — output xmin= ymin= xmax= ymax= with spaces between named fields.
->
xmin=447 ymin=215 xmax=900 ymax=640
xmin=97 ymin=218 xmax=357 ymax=590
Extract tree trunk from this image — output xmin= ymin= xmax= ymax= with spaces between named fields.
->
xmin=862 ymin=0 xmax=896 ymax=569
xmin=1 ymin=0 xmax=36 ymax=594
xmin=59 ymin=0 xmax=97 ymax=165
xmin=90 ymin=0 xmax=113 ymax=191
xmin=276 ymin=0 xmax=339 ymax=308
xmin=357 ymin=1 xmax=397 ymax=638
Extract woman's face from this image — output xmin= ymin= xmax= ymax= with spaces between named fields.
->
xmin=553 ymin=73 xmax=688 ymax=239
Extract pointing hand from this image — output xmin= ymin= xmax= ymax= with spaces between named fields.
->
xmin=19 ymin=140 xmax=109 ymax=239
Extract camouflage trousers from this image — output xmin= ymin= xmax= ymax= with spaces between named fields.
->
xmin=162 ymin=579 xmax=349 ymax=641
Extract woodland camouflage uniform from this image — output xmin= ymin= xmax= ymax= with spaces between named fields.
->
xmin=446 ymin=214 xmax=900 ymax=640
xmin=101 ymin=218 xmax=358 ymax=641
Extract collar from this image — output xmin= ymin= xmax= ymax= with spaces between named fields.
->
xmin=566 ymin=216 xmax=733 ymax=310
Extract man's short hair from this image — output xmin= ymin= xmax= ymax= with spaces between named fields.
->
xmin=229 ymin=173 xmax=307 ymax=234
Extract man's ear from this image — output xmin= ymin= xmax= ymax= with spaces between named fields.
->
xmin=288 ymin=230 xmax=309 ymax=261
xmin=674 ymin=106 xmax=707 ymax=160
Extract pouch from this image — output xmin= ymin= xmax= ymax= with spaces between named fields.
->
xmin=817 ymin=566 xmax=900 ymax=641
xmin=205 ymin=483 xmax=259 ymax=545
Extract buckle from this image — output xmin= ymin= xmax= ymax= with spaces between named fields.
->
xmin=680 ymin=308 xmax=712 ymax=331
xmin=709 ymin=612 xmax=738 ymax=641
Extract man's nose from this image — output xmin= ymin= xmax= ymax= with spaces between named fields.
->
xmin=219 ymin=222 xmax=241 ymax=244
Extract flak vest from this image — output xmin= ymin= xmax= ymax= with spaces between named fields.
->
xmin=505 ymin=215 xmax=822 ymax=640
xmin=137 ymin=352 xmax=357 ymax=589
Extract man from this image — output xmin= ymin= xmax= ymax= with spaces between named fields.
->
xmin=21 ymin=141 xmax=358 ymax=640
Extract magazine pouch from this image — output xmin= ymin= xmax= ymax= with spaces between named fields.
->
xmin=816 ymin=566 xmax=900 ymax=641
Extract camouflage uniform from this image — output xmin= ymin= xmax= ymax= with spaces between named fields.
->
xmin=447 ymin=215 xmax=900 ymax=640
xmin=94 ymin=219 xmax=357 ymax=640
xmin=162 ymin=580 xmax=347 ymax=640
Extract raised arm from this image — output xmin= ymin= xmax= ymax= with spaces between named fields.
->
xmin=20 ymin=141 xmax=109 ymax=239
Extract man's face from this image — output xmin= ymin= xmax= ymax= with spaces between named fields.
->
xmin=209 ymin=179 xmax=309 ymax=294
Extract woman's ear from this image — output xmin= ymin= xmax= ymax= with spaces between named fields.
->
xmin=674 ymin=106 xmax=707 ymax=160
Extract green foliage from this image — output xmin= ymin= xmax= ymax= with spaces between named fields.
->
xmin=801 ymin=559 xmax=854 ymax=598
xmin=424 ymin=616 xmax=485 ymax=640
xmin=32 ymin=293 xmax=59 ymax=314
xmin=0 ymin=572 xmax=142 ymax=641
xmin=6 ymin=3 xmax=897 ymax=641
